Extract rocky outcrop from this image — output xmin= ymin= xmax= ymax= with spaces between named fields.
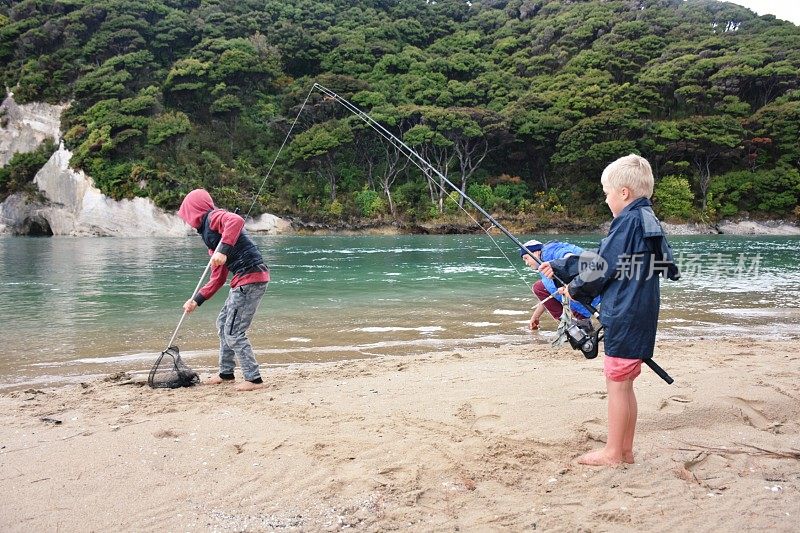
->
xmin=0 ymin=94 xmax=64 ymax=166
xmin=716 ymin=219 xmax=800 ymax=236
xmin=25 ymin=143 xmax=191 ymax=236
xmin=601 ymin=219 xmax=800 ymax=236
xmin=0 ymin=93 xmax=291 ymax=236
xmin=246 ymin=212 xmax=293 ymax=234
xmin=1 ymin=142 xmax=292 ymax=236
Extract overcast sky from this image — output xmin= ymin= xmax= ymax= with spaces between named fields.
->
xmin=721 ymin=0 xmax=800 ymax=25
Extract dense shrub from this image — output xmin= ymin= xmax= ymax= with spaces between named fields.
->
xmin=711 ymin=169 xmax=800 ymax=217
xmin=0 ymin=139 xmax=56 ymax=199
xmin=653 ymin=175 xmax=695 ymax=220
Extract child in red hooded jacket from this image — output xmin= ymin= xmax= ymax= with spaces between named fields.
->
xmin=178 ymin=189 xmax=270 ymax=392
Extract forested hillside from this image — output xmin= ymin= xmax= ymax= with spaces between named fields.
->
xmin=1 ymin=0 xmax=799 ymax=226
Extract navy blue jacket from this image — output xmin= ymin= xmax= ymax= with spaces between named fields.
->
xmin=552 ymin=198 xmax=678 ymax=360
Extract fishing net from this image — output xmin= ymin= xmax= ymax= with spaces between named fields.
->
xmin=147 ymin=346 xmax=199 ymax=389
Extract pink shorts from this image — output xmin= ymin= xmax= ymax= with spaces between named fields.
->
xmin=604 ymin=356 xmax=642 ymax=382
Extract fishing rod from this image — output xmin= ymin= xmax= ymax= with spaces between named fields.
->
xmin=311 ymin=83 xmax=674 ymax=384
xmin=254 ymin=83 xmax=674 ymax=384
xmin=311 ymin=84 xmax=557 ymax=278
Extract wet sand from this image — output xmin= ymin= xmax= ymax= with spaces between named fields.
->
xmin=1 ymin=338 xmax=798 ymax=531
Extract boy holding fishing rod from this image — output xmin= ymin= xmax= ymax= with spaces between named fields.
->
xmin=519 ymin=239 xmax=600 ymax=330
xmin=178 ymin=189 xmax=270 ymax=392
xmin=538 ymin=154 xmax=678 ymax=466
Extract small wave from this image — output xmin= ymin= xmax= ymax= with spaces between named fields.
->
xmin=492 ymin=309 xmax=528 ymax=315
xmin=464 ymin=322 xmax=500 ymax=327
xmin=439 ymin=265 xmax=513 ymax=274
xmin=286 ymin=337 xmax=312 ymax=343
xmin=36 ymin=352 xmax=156 ymax=365
xmin=350 ymin=326 xmax=445 ymax=333
xmin=33 ymin=349 xmax=210 ymax=366
xmin=0 ymin=373 xmax=109 ymax=392
xmin=711 ymin=308 xmax=800 ymax=317
xmin=291 ymin=247 xmax=452 ymax=255
xmin=254 ymin=332 xmax=531 ymax=355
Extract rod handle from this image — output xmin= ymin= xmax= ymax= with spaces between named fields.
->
xmin=644 ymin=358 xmax=674 ymax=384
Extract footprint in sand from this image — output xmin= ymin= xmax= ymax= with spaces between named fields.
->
xmin=455 ymin=402 xmax=475 ymax=422
xmin=570 ymin=390 xmax=607 ymax=401
xmin=471 ymin=414 xmax=502 ymax=431
xmin=153 ymin=429 xmax=181 ymax=439
xmin=595 ymin=509 xmax=632 ymax=524
xmin=679 ymin=453 xmax=732 ymax=491
xmin=579 ymin=418 xmax=606 ymax=444
xmin=455 ymin=401 xmax=502 ymax=431
xmin=658 ymin=395 xmax=692 ymax=413
xmin=730 ymin=397 xmax=778 ymax=432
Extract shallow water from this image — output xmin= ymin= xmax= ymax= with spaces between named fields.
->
xmin=1 ymin=234 xmax=799 ymax=389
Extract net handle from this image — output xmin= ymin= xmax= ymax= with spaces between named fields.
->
xmin=166 ymin=241 xmax=224 ymax=350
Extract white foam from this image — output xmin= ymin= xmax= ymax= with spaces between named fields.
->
xmin=492 ymin=309 xmax=528 ymax=315
xmin=350 ymin=326 xmax=445 ymax=333
xmin=33 ymin=348 xmax=209 ymax=366
xmin=36 ymin=352 xmax=156 ymax=365
xmin=464 ymin=322 xmax=499 ymax=327
xmin=712 ymin=308 xmax=800 ymax=317
xmin=439 ymin=265 xmax=512 ymax=274
xmin=252 ymin=332 xmax=532 ymax=355
xmin=293 ymin=247 xmax=450 ymax=255
xmin=0 ymin=373 xmax=109 ymax=392
xmin=286 ymin=337 xmax=312 ymax=343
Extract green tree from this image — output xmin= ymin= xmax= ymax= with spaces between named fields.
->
xmin=653 ymin=175 xmax=695 ymax=220
xmin=656 ymin=115 xmax=745 ymax=209
xmin=290 ymin=120 xmax=354 ymax=201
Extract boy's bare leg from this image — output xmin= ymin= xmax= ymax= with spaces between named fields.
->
xmin=622 ymin=383 xmax=637 ymax=463
xmin=578 ymin=378 xmax=634 ymax=466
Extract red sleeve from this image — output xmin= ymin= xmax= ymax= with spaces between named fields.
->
xmin=196 ymin=262 xmax=229 ymax=303
xmin=208 ymin=210 xmax=244 ymax=249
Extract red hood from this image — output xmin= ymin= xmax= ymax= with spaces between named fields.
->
xmin=178 ymin=189 xmax=215 ymax=229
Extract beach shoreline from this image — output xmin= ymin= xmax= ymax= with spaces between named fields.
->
xmin=285 ymin=217 xmax=800 ymax=237
xmin=1 ymin=338 xmax=798 ymax=531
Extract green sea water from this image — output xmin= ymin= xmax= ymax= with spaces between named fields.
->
xmin=1 ymin=234 xmax=798 ymax=389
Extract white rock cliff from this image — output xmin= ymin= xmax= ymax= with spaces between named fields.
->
xmin=0 ymin=93 xmax=291 ymax=236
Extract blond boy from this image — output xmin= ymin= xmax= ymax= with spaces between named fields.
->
xmin=540 ymin=154 xmax=678 ymax=465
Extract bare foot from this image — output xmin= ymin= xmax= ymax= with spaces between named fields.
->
xmin=204 ymin=375 xmax=234 ymax=385
xmin=577 ymin=448 xmax=625 ymax=466
xmin=234 ymin=381 xmax=264 ymax=392
xmin=623 ymin=452 xmax=635 ymax=464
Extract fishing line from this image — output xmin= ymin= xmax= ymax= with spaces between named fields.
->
xmin=243 ymin=84 xmax=318 ymax=220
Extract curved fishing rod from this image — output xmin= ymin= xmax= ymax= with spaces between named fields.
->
xmin=244 ymin=83 xmax=672 ymax=384
xmin=311 ymin=83 xmax=569 ymax=285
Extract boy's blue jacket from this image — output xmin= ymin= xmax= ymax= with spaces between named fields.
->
xmin=539 ymin=241 xmax=601 ymax=317
xmin=550 ymin=198 xmax=678 ymax=360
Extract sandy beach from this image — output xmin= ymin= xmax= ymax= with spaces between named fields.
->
xmin=1 ymin=338 xmax=798 ymax=531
